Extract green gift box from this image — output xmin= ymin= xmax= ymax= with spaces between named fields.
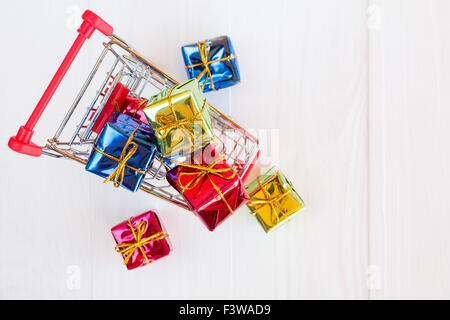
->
xmin=143 ymin=79 xmax=214 ymax=157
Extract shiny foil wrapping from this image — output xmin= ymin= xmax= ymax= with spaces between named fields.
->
xmin=166 ymin=152 xmax=249 ymax=231
xmin=181 ymin=35 xmax=240 ymax=92
xmin=85 ymin=112 xmax=157 ymax=192
xmin=160 ymin=150 xmax=189 ymax=170
xmin=111 ymin=211 xmax=171 ymax=270
xmin=143 ymin=79 xmax=214 ymax=157
xmin=92 ymin=82 xmax=130 ymax=134
xmin=120 ymin=95 xmax=149 ymax=124
xmin=245 ymin=167 xmax=305 ymax=234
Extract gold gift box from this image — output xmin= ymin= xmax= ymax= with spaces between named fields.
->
xmin=143 ymin=79 xmax=214 ymax=156
xmin=246 ymin=167 xmax=305 ymax=234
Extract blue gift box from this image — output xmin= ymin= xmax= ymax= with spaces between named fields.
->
xmin=181 ymin=35 xmax=240 ymax=92
xmin=86 ymin=112 xmax=158 ymax=192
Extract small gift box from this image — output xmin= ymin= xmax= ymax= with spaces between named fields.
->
xmin=111 ymin=211 xmax=171 ymax=270
xmin=245 ymin=167 xmax=305 ymax=234
xmin=166 ymin=148 xmax=249 ymax=231
xmin=143 ymin=79 xmax=214 ymax=157
xmin=181 ymin=35 xmax=240 ymax=92
xmin=120 ymin=95 xmax=149 ymax=124
xmin=91 ymin=82 xmax=130 ymax=134
xmin=85 ymin=112 xmax=158 ymax=192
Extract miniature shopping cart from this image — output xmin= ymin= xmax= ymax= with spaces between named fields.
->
xmin=8 ymin=10 xmax=259 ymax=210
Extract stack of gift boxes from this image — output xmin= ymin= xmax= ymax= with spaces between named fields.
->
xmin=85 ymin=36 xmax=306 ymax=270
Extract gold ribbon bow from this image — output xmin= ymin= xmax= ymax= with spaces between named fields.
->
xmin=154 ymin=86 xmax=207 ymax=152
xmin=173 ymin=157 xmax=237 ymax=214
xmin=132 ymin=99 xmax=149 ymax=117
xmin=247 ymin=175 xmax=293 ymax=226
xmin=115 ymin=219 xmax=167 ymax=265
xmin=114 ymin=98 xmax=148 ymax=116
xmin=93 ymin=123 xmax=148 ymax=188
xmin=185 ymin=41 xmax=237 ymax=91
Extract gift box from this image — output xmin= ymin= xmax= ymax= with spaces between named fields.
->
xmin=111 ymin=211 xmax=171 ymax=270
xmin=143 ymin=79 xmax=214 ymax=157
xmin=245 ymin=167 xmax=305 ymax=234
xmin=121 ymin=95 xmax=149 ymax=124
xmin=85 ymin=112 xmax=158 ymax=192
xmin=166 ymin=150 xmax=249 ymax=231
xmin=91 ymin=82 xmax=130 ymax=134
xmin=181 ymin=35 xmax=240 ymax=92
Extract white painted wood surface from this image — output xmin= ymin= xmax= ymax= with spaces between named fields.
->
xmin=369 ymin=0 xmax=450 ymax=299
xmin=0 ymin=0 xmax=446 ymax=299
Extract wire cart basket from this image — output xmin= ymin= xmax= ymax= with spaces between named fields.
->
xmin=8 ymin=10 xmax=259 ymax=210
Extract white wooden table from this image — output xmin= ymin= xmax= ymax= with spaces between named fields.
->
xmin=1 ymin=0 xmax=449 ymax=299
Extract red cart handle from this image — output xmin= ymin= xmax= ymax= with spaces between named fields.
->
xmin=8 ymin=10 xmax=113 ymax=157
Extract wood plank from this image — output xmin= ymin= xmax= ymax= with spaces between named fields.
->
xmin=0 ymin=0 xmax=93 ymax=299
xmin=229 ymin=0 xmax=369 ymax=299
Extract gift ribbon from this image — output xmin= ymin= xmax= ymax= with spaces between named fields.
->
xmin=93 ymin=123 xmax=148 ymax=188
xmin=185 ymin=41 xmax=237 ymax=91
xmin=114 ymin=98 xmax=148 ymax=117
xmin=132 ymin=99 xmax=149 ymax=117
xmin=247 ymin=174 xmax=293 ymax=226
xmin=173 ymin=157 xmax=237 ymax=214
xmin=114 ymin=100 xmax=121 ymax=112
xmin=115 ymin=219 xmax=167 ymax=265
xmin=154 ymin=86 xmax=207 ymax=151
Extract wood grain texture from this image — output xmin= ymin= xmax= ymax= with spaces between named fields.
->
xmin=227 ymin=0 xmax=369 ymax=299
xmin=12 ymin=0 xmax=450 ymax=300
xmin=369 ymin=0 xmax=450 ymax=299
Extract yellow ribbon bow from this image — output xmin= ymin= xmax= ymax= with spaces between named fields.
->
xmin=185 ymin=41 xmax=237 ymax=91
xmin=93 ymin=123 xmax=148 ymax=188
xmin=173 ymin=157 xmax=237 ymax=214
xmin=115 ymin=219 xmax=167 ymax=265
xmin=247 ymin=175 xmax=294 ymax=226
xmin=154 ymin=86 xmax=207 ymax=152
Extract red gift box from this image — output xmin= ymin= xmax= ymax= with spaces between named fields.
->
xmin=166 ymin=151 xmax=249 ymax=231
xmin=121 ymin=95 xmax=149 ymax=124
xmin=111 ymin=211 xmax=171 ymax=270
xmin=91 ymin=82 xmax=130 ymax=134
xmin=91 ymin=82 xmax=152 ymax=134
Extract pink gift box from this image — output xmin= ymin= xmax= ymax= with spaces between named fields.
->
xmin=111 ymin=211 xmax=171 ymax=270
